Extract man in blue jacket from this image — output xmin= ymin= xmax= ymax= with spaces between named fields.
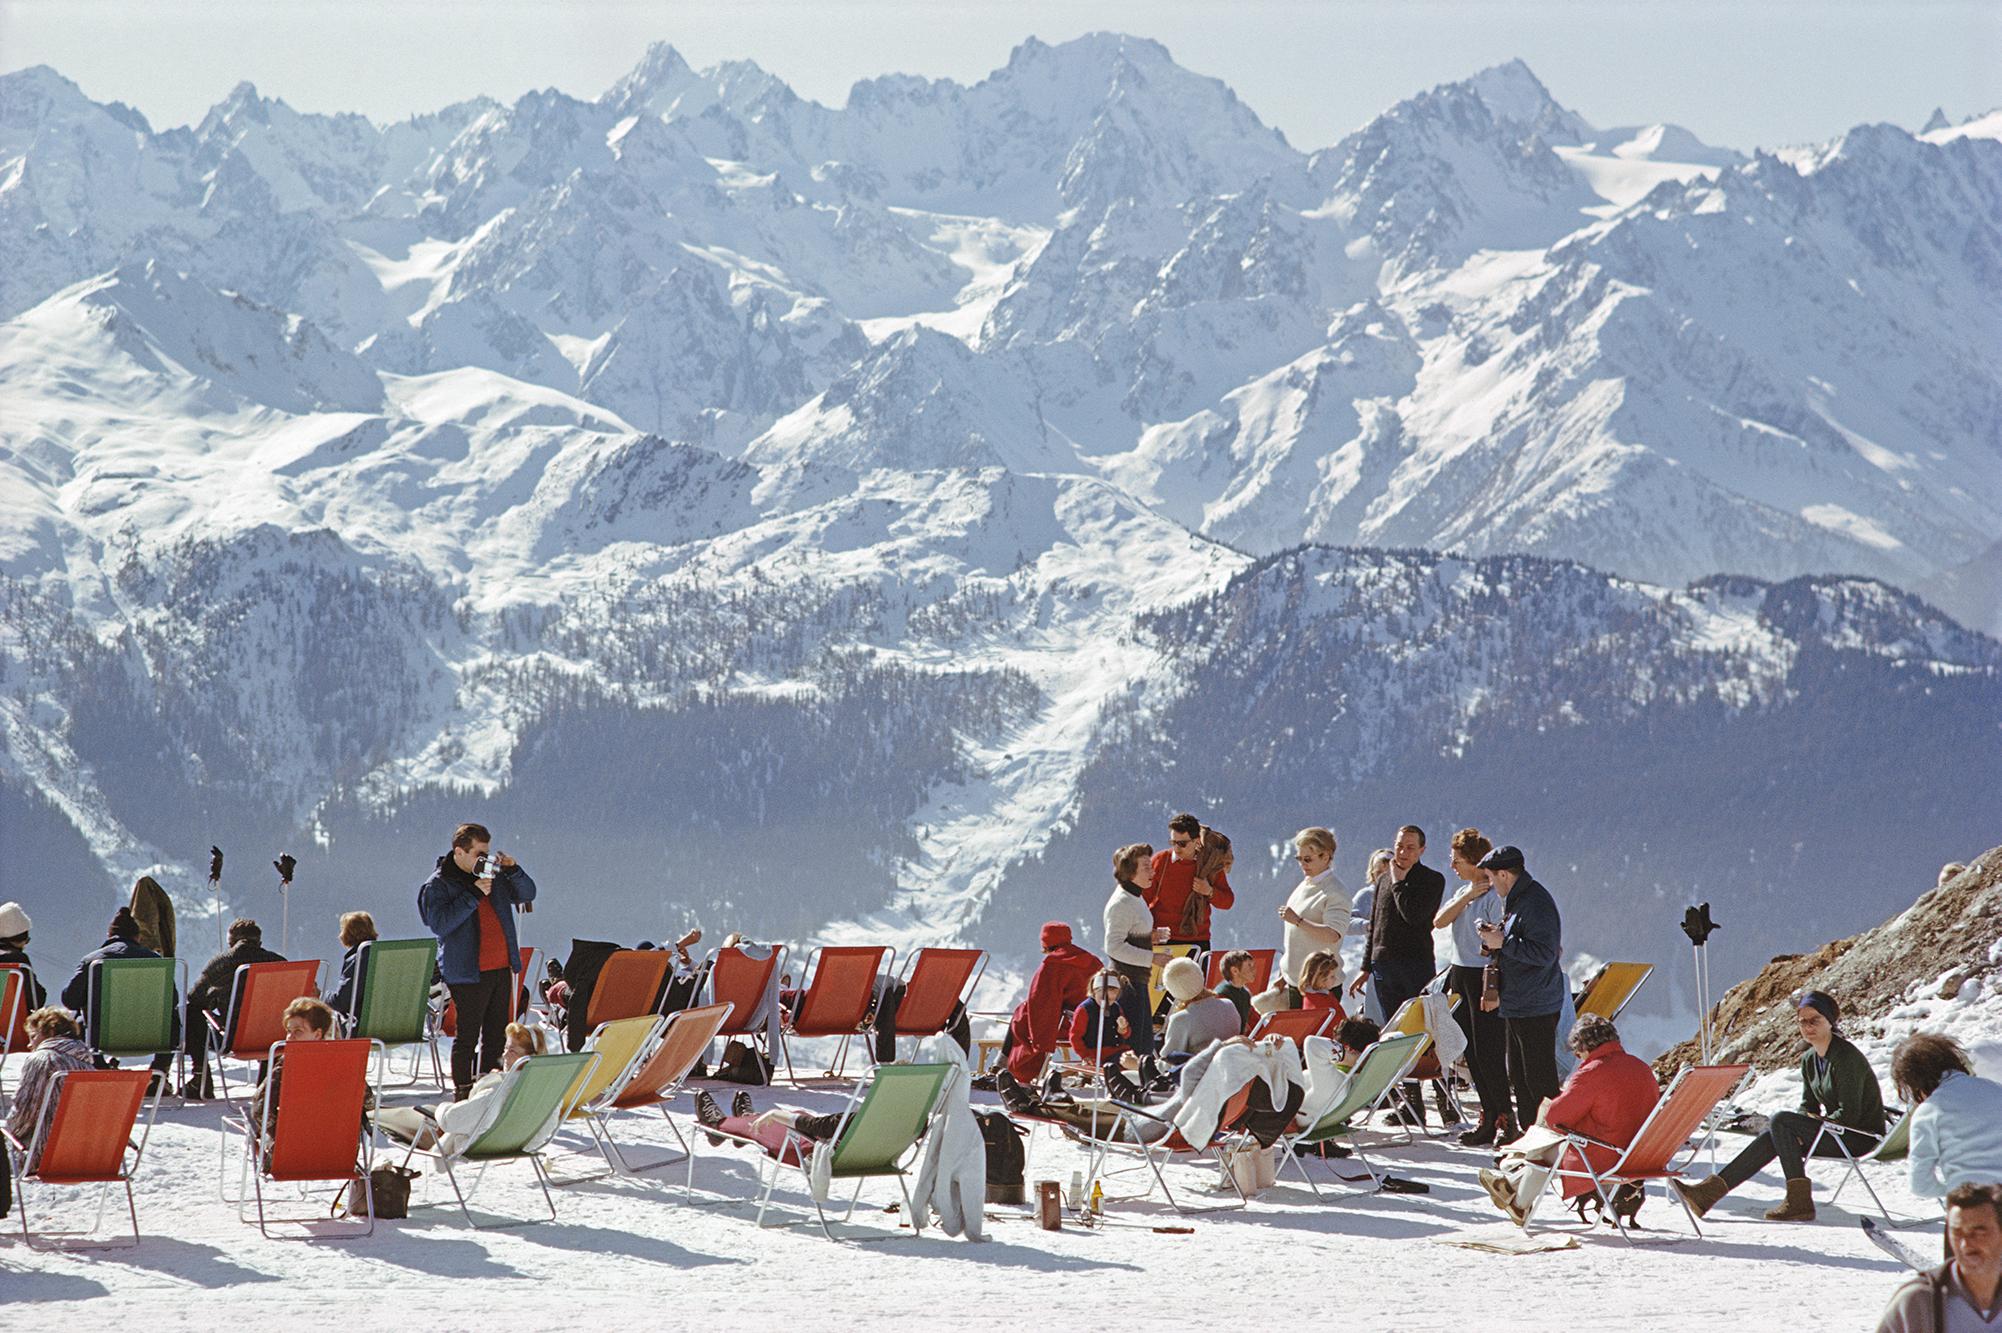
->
xmin=1475 ymin=845 xmax=1564 ymax=1141
xmin=419 ymin=823 xmax=536 ymax=1099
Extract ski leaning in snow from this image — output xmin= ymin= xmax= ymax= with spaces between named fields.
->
xmin=1864 ymin=1217 xmax=1936 ymax=1273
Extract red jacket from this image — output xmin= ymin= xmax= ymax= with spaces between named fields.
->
xmin=1146 ymin=851 xmax=1234 ymax=942
xmin=1543 ymin=1040 xmax=1661 ymax=1197
xmin=1007 ymin=943 xmax=1101 ymax=1082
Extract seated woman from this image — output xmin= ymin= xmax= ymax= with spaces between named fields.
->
xmin=1893 ymin=1032 xmax=2002 ymax=1205
xmin=376 ymin=1022 xmax=550 ymax=1155
xmin=325 ymin=911 xmax=378 ymax=1020
xmin=247 ymin=997 xmax=374 ymax=1159
xmin=1673 ymin=988 xmax=1885 ymax=1223
xmin=2 ymin=1007 xmax=96 ymax=1218
xmin=1159 ymin=957 xmax=1242 ymax=1059
xmin=1335 ymin=1015 xmax=1381 ymax=1067
xmin=1479 ymin=1013 xmax=1660 ymax=1226
xmin=1297 ymin=950 xmax=1349 ymax=1017
xmin=0 ymin=900 xmax=48 ymax=1012
xmin=694 ymin=1087 xmax=846 ymax=1165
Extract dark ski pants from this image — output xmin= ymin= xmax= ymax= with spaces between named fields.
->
xmin=448 ymin=967 xmax=513 ymax=1100
xmin=1448 ymin=964 xmax=1511 ymax=1125
xmin=1719 ymin=1109 xmax=1870 ymax=1187
xmin=1504 ymin=1010 xmax=1563 ymax=1131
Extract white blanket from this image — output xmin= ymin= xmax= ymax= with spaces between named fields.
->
xmin=909 ymin=1041 xmax=985 ymax=1240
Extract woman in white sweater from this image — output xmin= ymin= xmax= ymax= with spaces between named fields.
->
xmin=1103 ymin=842 xmax=1167 ymax=1052
xmin=1893 ymin=1032 xmax=2002 ymax=1201
xmin=1277 ymin=826 xmax=1347 ymax=1001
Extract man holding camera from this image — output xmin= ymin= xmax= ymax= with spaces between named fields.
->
xmin=419 ymin=822 xmax=537 ymax=1099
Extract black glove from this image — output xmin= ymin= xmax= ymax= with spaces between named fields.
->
xmin=209 ymin=846 xmax=224 ymax=883
xmin=1680 ymin=903 xmax=1718 ymax=946
xmin=274 ymin=853 xmax=297 ymax=885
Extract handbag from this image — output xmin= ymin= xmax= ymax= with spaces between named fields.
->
xmin=338 ymin=1164 xmax=420 ymax=1220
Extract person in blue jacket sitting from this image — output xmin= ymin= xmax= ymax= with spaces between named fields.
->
xmin=419 ymin=823 xmax=537 ymax=1100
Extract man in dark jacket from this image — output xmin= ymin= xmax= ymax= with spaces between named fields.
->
xmin=1350 ymin=825 xmax=1446 ymax=1025
xmin=418 ymin=822 xmax=537 ymax=1099
xmin=62 ymin=907 xmax=179 ymax=1089
xmin=1475 ymin=845 xmax=1565 ymax=1138
xmin=181 ymin=918 xmax=287 ymax=1099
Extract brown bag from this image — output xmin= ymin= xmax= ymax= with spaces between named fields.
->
xmin=1178 ymin=827 xmax=1233 ymax=939
xmin=340 ymin=1164 xmax=419 ymax=1219
xmin=1481 ymin=961 xmax=1502 ymax=1012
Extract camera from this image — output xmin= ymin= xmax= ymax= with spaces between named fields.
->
xmin=475 ymin=855 xmax=497 ymax=879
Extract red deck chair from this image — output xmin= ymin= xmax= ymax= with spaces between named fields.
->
xmin=595 ymin=1001 xmax=735 ymax=1188
xmin=1530 ymin=1062 xmax=1751 ymax=1243
xmin=1204 ymin=948 xmax=1276 ymax=992
xmin=232 ymin=1037 xmax=380 ymax=1239
xmin=1248 ymin=1007 xmax=1336 ymax=1045
xmin=204 ymin=960 xmax=323 ymax=1100
xmin=585 ymin=950 xmax=674 ymax=1028
xmin=4 ymin=1067 xmax=156 ymax=1249
xmin=780 ymin=946 xmax=893 ymax=1082
xmin=886 ymin=948 xmax=986 ymax=1061
xmin=708 ymin=945 xmax=788 ymax=1055
xmin=0 ymin=962 xmax=35 ymax=1088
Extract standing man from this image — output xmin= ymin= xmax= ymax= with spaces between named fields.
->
xmin=1474 ymin=845 xmax=1565 ymax=1140
xmin=1349 ymin=825 xmax=1445 ymax=1026
xmin=1147 ymin=813 xmax=1233 ymax=957
xmin=419 ymin=822 xmax=537 ymax=1100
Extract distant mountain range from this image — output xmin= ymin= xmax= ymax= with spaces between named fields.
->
xmin=1 ymin=39 xmax=1996 ymax=1007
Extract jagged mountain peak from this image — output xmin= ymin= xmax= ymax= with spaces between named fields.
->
xmin=1460 ymin=58 xmax=1591 ymax=142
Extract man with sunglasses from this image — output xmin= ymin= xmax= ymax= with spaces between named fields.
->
xmin=1147 ymin=813 xmax=1234 ymax=958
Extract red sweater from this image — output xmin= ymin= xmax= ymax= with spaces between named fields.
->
xmin=1146 ymin=851 xmax=1234 ymax=942
xmin=474 ymin=895 xmax=509 ymax=972
xmin=1006 ymin=943 xmax=1101 ymax=1082
xmin=1543 ymin=1040 xmax=1662 ymax=1197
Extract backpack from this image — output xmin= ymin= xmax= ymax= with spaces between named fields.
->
xmin=975 ymin=1110 xmax=1028 ymax=1203
xmin=714 ymin=1038 xmax=772 ymax=1086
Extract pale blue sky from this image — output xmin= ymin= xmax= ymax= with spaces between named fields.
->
xmin=3 ymin=0 xmax=1997 ymax=151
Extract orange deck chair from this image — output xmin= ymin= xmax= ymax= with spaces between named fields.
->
xmin=1204 ymin=948 xmax=1276 ymax=992
xmin=781 ymin=946 xmax=894 ymax=1082
xmin=204 ymin=960 xmax=323 ymax=1100
xmin=594 ymin=1001 xmax=735 ymax=1188
xmin=886 ymin=947 xmax=986 ymax=1062
xmin=233 ymin=1037 xmax=380 ymax=1239
xmin=584 ymin=949 xmax=674 ymax=1028
xmin=1248 ymin=1007 xmax=1336 ymax=1045
xmin=708 ymin=944 xmax=788 ymax=1056
xmin=4 ymin=1067 xmax=156 ymax=1249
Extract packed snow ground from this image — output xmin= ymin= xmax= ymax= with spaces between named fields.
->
xmin=3 ymin=1046 xmax=1964 ymax=1330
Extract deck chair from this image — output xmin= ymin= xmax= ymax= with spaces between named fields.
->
xmin=403 ymin=1049 xmax=600 ymax=1228
xmin=1810 ymin=1108 xmax=1911 ymax=1222
xmin=0 ymin=961 xmax=35 ymax=1087
xmin=228 ymin=1038 xmax=380 ymax=1238
xmin=545 ymin=1014 xmax=665 ymax=1183
xmin=1577 ymin=963 xmax=1654 ymax=1022
xmin=4 ymin=1067 xmax=157 ymax=1249
xmin=781 ymin=946 xmax=893 ymax=1082
xmin=709 ymin=943 xmax=787 ymax=1052
xmin=85 ymin=957 xmax=185 ymax=1089
xmin=203 ymin=960 xmax=323 ymax=1100
xmin=510 ymin=946 xmax=538 ymax=1021
xmin=594 ymin=1001 xmax=734 ymax=1185
xmin=713 ymin=1062 xmax=955 ymax=1241
xmin=1074 ymin=1084 xmax=1258 ymax=1215
xmin=344 ymin=938 xmax=445 ymax=1089
xmin=1530 ymin=1062 xmax=1751 ymax=1243
xmin=1204 ymin=948 xmax=1276 ymax=992
xmin=886 ymin=948 xmax=985 ymax=1061
xmin=583 ymin=950 xmax=673 ymax=1028
xmin=1385 ymin=992 xmax=1463 ymax=1134
xmin=1277 ymin=1031 xmax=1430 ymax=1194
xmin=1148 ymin=944 xmax=1201 ymax=1013
xmin=1248 ymin=1007 xmax=1337 ymax=1045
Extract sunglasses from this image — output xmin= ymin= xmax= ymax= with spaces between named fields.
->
xmin=1171 ymin=837 xmax=1194 ymax=847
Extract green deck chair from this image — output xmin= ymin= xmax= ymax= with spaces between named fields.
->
xmin=721 ymin=1062 xmax=955 ymax=1241
xmin=346 ymin=938 xmax=444 ymax=1089
xmin=1816 ymin=1108 xmax=1913 ymax=1221
xmin=1277 ymin=1031 xmax=1429 ymax=1195
xmin=404 ymin=1049 xmax=600 ymax=1228
xmin=87 ymin=958 xmax=182 ymax=1085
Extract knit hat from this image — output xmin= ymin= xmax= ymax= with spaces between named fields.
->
xmin=1162 ymin=956 xmax=1205 ymax=1003
xmin=108 ymin=906 xmax=141 ymax=940
xmin=1250 ymin=983 xmax=1290 ymax=1017
xmin=1477 ymin=845 xmax=1525 ymax=873
xmin=1039 ymin=921 xmax=1072 ymax=950
xmin=0 ymin=901 xmax=29 ymax=939
xmin=1794 ymin=988 xmax=1840 ymax=1029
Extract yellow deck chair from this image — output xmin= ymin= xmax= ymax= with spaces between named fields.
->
xmin=1578 ymin=963 xmax=1653 ymax=1022
xmin=545 ymin=1014 xmax=665 ymax=1183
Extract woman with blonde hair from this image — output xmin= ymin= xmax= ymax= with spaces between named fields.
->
xmin=1278 ymin=826 xmax=1346 ymax=1007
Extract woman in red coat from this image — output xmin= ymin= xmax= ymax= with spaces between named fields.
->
xmin=1001 ymin=923 xmax=1101 ymax=1088
xmin=1480 ymin=1013 xmax=1660 ymax=1223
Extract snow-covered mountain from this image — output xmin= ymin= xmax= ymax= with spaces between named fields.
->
xmin=2 ymin=41 xmax=1996 ymax=1003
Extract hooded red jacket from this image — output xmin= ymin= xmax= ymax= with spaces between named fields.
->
xmin=1543 ymin=1039 xmax=1661 ymax=1197
xmin=1006 ymin=942 xmax=1101 ymax=1082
